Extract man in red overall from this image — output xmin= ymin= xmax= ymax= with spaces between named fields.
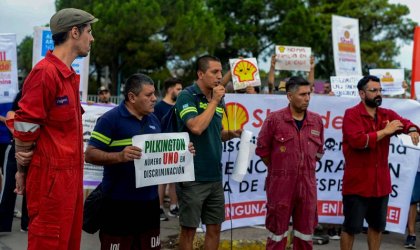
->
xmin=12 ymin=8 xmax=97 ymax=250
xmin=256 ymin=76 xmax=325 ymax=250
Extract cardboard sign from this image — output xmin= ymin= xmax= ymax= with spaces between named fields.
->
xmin=133 ymin=132 xmax=195 ymax=188
xmin=330 ymin=75 xmax=362 ymax=97
xmin=275 ymin=45 xmax=311 ymax=71
xmin=369 ymin=69 xmax=405 ymax=96
xmin=229 ymin=58 xmax=261 ymax=90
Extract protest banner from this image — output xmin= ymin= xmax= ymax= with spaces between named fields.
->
xmin=81 ymin=103 xmax=114 ymax=188
xmin=332 ymin=15 xmax=362 ymax=76
xmin=412 ymin=27 xmax=420 ymax=99
xmin=275 ymin=45 xmax=311 ymax=72
xmin=229 ymin=58 xmax=261 ymax=90
xmin=80 ymin=96 xmax=420 ymax=233
xmin=133 ymin=132 xmax=194 ymax=188
xmin=330 ymin=75 xmax=362 ymax=97
xmin=370 ymin=69 xmax=405 ymax=96
xmin=0 ymin=34 xmax=18 ymax=103
xmin=220 ymin=94 xmax=420 ymax=233
xmin=33 ymin=26 xmax=90 ymax=102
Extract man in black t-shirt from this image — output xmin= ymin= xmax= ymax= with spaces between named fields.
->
xmin=153 ymin=77 xmax=183 ymax=221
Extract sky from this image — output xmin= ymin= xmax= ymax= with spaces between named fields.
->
xmin=0 ymin=0 xmax=419 ymax=70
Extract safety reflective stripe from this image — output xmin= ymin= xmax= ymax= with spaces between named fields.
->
xmin=199 ymin=102 xmax=207 ymax=109
xmin=293 ymin=230 xmax=312 ymax=241
xmin=364 ymin=134 xmax=369 ymax=148
xmin=216 ymin=107 xmax=224 ymax=114
xmin=316 ymin=153 xmax=324 ymax=159
xmin=110 ymin=138 xmax=132 ymax=147
xmin=268 ymin=231 xmax=288 ymax=242
xmin=14 ymin=121 xmax=40 ymax=133
xmin=180 ymin=107 xmax=198 ymax=119
xmin=91 ymin=131 xmax=111 ymax=145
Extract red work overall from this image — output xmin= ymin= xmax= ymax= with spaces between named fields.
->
xmin=14 ymin=51 xmax=84 ymax=250
xmin=256 ymin=107 xmax=324 ymax=250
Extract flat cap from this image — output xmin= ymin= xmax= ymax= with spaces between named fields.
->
xmin=50 ymin=8 xmax=98 ymax=35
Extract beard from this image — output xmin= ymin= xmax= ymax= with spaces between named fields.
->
xmin=365 ymin=96 xmax=382 ymax=108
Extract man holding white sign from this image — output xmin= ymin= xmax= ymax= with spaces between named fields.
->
xmin=85 ymin=74 xmax=194 ymax=249
xmin=340 ymin=75 xmax=420 ymax=250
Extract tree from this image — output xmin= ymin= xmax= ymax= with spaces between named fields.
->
xmin=307 ymin=0 xmax=417 ymax=77
xmin=55 ymin=0 xmax=225 ymax=92
xmin=17 ymin=36 xmax=33 ymax=79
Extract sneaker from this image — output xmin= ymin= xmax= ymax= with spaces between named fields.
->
xmin=327 ymin=227 xmax=341 ymax=240
xmin=14 ymin=210 xmax=22 ymax=218
xmin=160 ymin=208 xmax=168 ymax=221
xmin=405 ymin=235 xmax=416 ymax=249
xmin=20 ymin=228 xmax=28 ymax=233
xmin=168 ymin=207 xmax=179 ymax=217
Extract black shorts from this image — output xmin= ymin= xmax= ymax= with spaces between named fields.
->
xmin=342 ymin=194 xmax=389 ymax=234
xmin=101 ymin=197 xmax=160 ymax=235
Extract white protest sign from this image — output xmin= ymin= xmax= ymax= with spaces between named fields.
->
xmin=33 ymin=26 xmax=90 ymax=102
xmin=229 ymin=58 xmax=261 ymax=90
xmin=416 ymin=82 xmax=420 ymax=101
xmin=330 ymin=75 xmax=362 ymax=97
xmin=81 ymin=103 xmax=115 ymax=188
xmin=275 ymin=45 xmax=311 ymax=71
xmin=133 ymin=132 xmax=194 ymax=188
xmin=332 ymin=15 xmax=362 ymax=76
xmin=0 ymin=34 xmax=18 ymax=103
xmin=370 ymin=69 xmax=405 ymax=96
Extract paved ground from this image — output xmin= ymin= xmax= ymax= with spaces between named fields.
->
xmin=0 ymin=196 xmax=417 ymax=249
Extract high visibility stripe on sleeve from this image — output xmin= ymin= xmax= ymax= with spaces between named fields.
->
xmin=110 ymin=138 xmax=132 ymax=147
xmin=199 ymin=103 xmax=208 ymax=109
xmin=91 ymin=131 xmax=112 ymax=145
xmin=180 ymin=107 xmax=198 ymax=119
xmin=14 ymin=121 xmax=40 ymax=133
xmin=293 ymin=230 xmax=312 ymax=241
xmin=216 ymin=107 xmax=224 ymax=114
xmin=268 ymin=231 xmax=288 ymax=242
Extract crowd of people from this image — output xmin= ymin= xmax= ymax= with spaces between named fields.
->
xmin=0 ymin=7 xmax=420 ymax=250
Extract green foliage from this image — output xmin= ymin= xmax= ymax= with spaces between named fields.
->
xmin=46 ymin=0 xmax=418 ymax=86
xmin=17 ymin=36 xmax=33 ymax=79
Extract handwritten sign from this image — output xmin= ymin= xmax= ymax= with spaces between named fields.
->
xmin=275 ymin=45 xmax=311 ymax=71
xmin=330 ymin=75 xmax=362 ymax=97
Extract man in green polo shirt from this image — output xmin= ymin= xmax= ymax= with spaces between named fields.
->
xmin=175 ymin=55 xmax=242 ymax=250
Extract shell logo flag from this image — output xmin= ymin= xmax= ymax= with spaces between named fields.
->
xmin=412 ymin=26 xmax=420 ymax=99
xmin=229 ymin=57 xmax=261 ymax=91
xmin=222 ymin=102 xmax=249 ymax=130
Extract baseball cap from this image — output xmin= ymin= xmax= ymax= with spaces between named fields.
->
xmin=50 ymin=8 xmax=98 ymax=35
xmin=98 ymin=86 xmax=109 ymax=94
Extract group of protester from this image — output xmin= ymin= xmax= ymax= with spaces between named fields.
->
xmin=1 ymin=7 xmax=420 ymax=250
